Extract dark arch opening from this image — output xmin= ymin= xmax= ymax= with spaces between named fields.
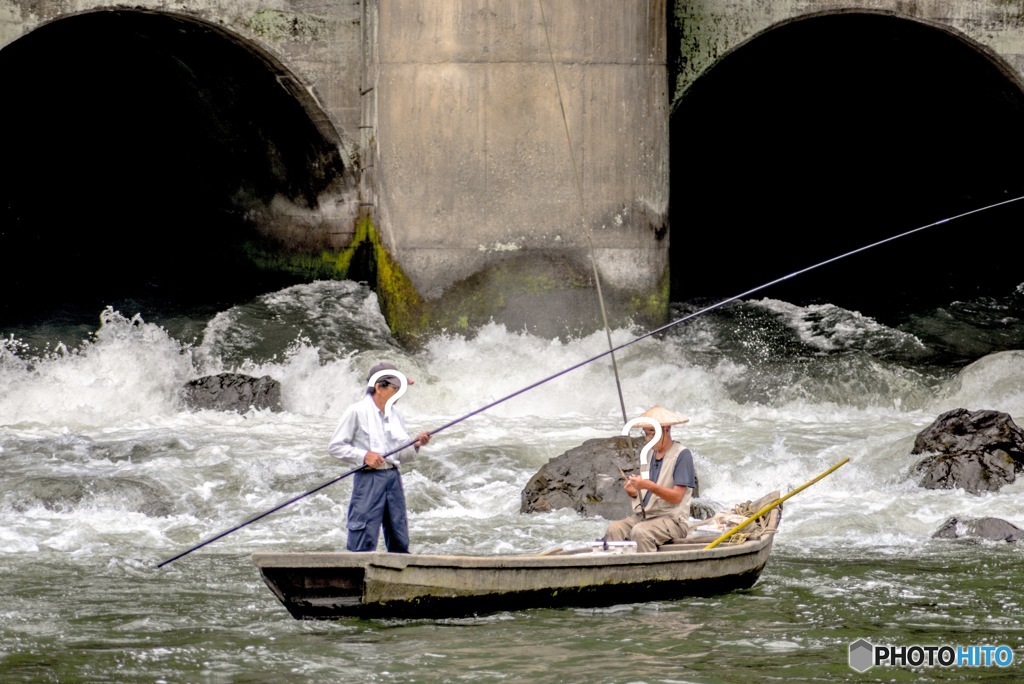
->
xmin=669 ymin=12 xmax=1024 ymax=320
xmin=0 ymin=10 xmax=349 ymax=326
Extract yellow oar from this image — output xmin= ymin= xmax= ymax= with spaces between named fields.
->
xmin=703 ymin=457 xmax=850 ymax=550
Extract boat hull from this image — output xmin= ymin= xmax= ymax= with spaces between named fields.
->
xmin=253 ymin=532 xmax=776 ymax=619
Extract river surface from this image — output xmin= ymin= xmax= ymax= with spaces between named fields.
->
xmin=2 ymin=279 xmax=1024 ymax=683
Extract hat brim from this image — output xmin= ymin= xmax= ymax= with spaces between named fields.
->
xmin=637 ymin=406 xmax=689 ymax=426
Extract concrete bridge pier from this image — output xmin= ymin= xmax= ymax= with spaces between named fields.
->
xmin=8 ymin=0 xmax=1024 ymax=340
xmin=362 ymin=1 xmax=670 ymax=339
xmin=0 ymin=0 xmax=669 ymax=340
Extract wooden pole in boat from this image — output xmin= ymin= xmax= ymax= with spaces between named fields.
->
xmin=703 ymin=457 xmax=850 ymax=550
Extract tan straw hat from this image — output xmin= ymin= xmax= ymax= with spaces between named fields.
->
xmin=639 ymin=405 xmax=689 ymax=426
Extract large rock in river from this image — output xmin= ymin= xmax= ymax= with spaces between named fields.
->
xmin=520 ymin=436 xmax=708 ymax=520
xmin=932 ymin=516 xmax=1024 ymax=542
xmin=183 ymin=372 xmax=283 ymax=413
xmin=910 ymin=408 xmax=1024 ymax=494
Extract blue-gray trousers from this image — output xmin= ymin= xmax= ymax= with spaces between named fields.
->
xmin=346 ymin=468 xmax=409 ymax=553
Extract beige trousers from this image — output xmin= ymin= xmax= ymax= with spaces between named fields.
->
xmin=604 ymin=513 xmax=689 ymax=553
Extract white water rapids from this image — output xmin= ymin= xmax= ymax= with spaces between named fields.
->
xmin=2 ymin=280 xmax=1023 ymax=682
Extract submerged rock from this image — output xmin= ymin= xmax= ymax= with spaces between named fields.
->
xmin=910 ymin=408 xmax=1024 ymax=494
xmin=10 ymin=476 xmax=173 ymax=517
xmin=932 ymin=516 xmax=1024 ymax=542
xmin=183 ymin=372 xmax=283 ymax=413
xmin=520 ymin=436 xmax=708 ymax=520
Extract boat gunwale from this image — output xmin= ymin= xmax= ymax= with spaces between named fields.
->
xmin=251 ymin=532 xmax=776 ymax=571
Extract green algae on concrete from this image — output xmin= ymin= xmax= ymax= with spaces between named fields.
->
xmin=321 ymin=215 xmax=429 ymax=341
xmin=630 ymin=268 xmax=670 ymax=324
xmin=240 ymin=239 xmax=340 ymax=282
xmin=423 ymin=252 xmax=664 ymax=339
xmin=241 ymin=220 xmax=668 ymax=343
xmin=248 ymin=9 xmax=329 ymax=42
xmin=238 ymin=215 xmax=429 ymax=341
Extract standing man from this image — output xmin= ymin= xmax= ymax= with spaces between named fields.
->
xmin=328 ymin=361 xmax=431 ymax=553
xmin=603 ymin=406 xmax=696 ymax=552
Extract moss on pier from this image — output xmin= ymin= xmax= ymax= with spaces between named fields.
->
xmin=239 ymin=215 xmax=428 ymax=341
xmin=320 ymin=215 xmax=429 ymax=341
xmin=630 ymin=268 xmax=670 ymax=324
xmin=248 ymin=10 xmax=328 ymax=42
xmin=242 ymin=218 xmax=669 ymax=343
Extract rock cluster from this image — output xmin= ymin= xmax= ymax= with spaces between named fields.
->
xmin=911 ymin=408 xmax=1024 ymax=494
xmin=910 ymin=408 xmax=1024 ymax=542
xmin=182 ymin=372 xmax=283 ymax=413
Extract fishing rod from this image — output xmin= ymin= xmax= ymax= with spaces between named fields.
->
xmin=156 ymin=192 xmax=1024 ymax=568
xmin=157 ymin=465 xmax=364 ymax=568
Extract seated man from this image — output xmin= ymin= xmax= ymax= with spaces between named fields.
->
xmin=603 ymin=406 xmax=696 ymax=552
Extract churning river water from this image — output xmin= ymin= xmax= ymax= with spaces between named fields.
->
xmin=2 ymin=279 xmax=1024 ymax=683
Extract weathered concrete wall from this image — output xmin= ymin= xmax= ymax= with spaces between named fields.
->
xmin=370 ymin=0 xmax=670 ymax=335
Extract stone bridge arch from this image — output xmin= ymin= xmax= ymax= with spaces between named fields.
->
xmin=669 ymin=9 xmax=1024 ymax=318
xmin=4 ymin=1 xmax=1024 ymax=338
xmin=0 ymin=7 xmax=360 ymax=324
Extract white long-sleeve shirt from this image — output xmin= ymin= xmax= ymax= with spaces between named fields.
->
xmin=327 ymin=393 xmax=418 ymax=468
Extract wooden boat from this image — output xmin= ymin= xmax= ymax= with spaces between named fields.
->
xmin=253 ymin=492 xmax=782 ymax=619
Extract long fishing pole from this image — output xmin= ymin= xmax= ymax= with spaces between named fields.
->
xmin=156 ymin=465 xmax=365 ymax=568
xmin=156 ymin=193 xmax=1024 ymax=568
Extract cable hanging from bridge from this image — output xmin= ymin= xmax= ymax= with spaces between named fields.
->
xmin=538 ymin=0 xmax=629 ymax=425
